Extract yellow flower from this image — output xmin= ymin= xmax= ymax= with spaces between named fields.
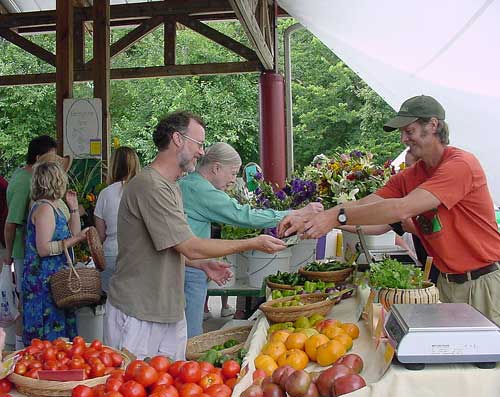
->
xmin=399 ymin=162 xmax=406 ymax=170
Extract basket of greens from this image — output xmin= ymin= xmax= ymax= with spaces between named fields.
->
xmin=266 ymin=271 xmax=308 ymax=290
xmin=368 ymin=259 xmax=439 ymax=310
xmin=299 ymin=259 xmax=354 ymax=283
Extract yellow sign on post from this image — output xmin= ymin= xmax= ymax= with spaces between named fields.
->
xmin=90 ymin=139 xmax=102 ymax=156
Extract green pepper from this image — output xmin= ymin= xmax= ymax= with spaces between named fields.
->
xmin=304 ymin=281 xmax=316 ymax=293
xmin=237 ymin=348 xmax=248 ymax=360
xmin=212 ymin=344 xmax=225 ymax=351
xmin=272 ymin=290 xmax=283 ymax=299
xmin=197 ymin=349 xmax=219 ymax=365
xmin=282 ymin=290 xmax=295 ymax=297
xmin=316 ymin=280 xmax=326 ymax=290
xmin=223 ymin=339 xmax=239 ymax=348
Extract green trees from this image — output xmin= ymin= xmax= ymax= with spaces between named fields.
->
xmin=0 ymin=20 xmax=402 ymax=178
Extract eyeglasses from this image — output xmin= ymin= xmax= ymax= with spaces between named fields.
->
xmin=179 ymin=133 xmax=205 ymax=149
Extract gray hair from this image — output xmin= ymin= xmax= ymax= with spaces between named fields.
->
xmin=418 ymin=118 xmax=449 ymax=144
xmin=197 ymin=142 xmax=242 ymax=170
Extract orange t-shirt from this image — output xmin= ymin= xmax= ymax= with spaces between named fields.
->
xmin=376 ymin=146 xmax=500 ymax=273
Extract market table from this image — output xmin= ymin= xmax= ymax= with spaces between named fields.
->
xmin=233 ymin=286 xmax=500 ymax=397
xmin=207 ymin=281 xmax=266 ymax=318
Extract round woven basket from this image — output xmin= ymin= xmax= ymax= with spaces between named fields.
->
xmin=6 ymin=348 xmax=131 ymax=397
xmin=50 ymin=241 xmax=102 ymax=309
xmin=186 ymin=325 xmax=253 ymax=361
xmin=376 ymin=281 xmax=440 ymax=311
xmin=298 ymin=266 xmax=354 ymax=283
xmin=50 ymin=267 xmax=102 ymax=309
xmin=259 ymin=293 xmax=338 ymax=323
xmin=266 ymin=279 xmax=299 ymax=291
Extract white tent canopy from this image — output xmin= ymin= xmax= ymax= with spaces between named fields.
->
xmin=280 ymin=0 xmax=500 ymax=203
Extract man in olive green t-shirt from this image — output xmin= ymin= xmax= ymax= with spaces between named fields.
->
xmin=2 ymin=135 xmax=58 ymax=349
xmin=105 ymin=111 xmax=287 ymax=360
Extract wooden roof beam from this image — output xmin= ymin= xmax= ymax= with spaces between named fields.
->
xmin=228 ymin=0 xmax=274 ymax=70
xmin=176 ymin=14 xmax=258 ymax=61
xmin=0 ymin=27 xmax=56 ymax=66
xmin=109 ymin=16 xmax=163 ymax=59
xmin=0 ymin=61 xmax=261 ymax=86
xmin=0 ymin=0 xmax=233 ymax=29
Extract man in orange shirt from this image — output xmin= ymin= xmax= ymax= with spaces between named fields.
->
xmin=279 ymin=95 xmax=500 ymax=325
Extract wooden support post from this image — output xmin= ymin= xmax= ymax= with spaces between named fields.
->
xmin=73 ymin=11 xmax=85 ymax=72
xmin=164 ymin=16 xmax=176 ymax=65
xmin=56 ymin=0 xmax=73 ymax=155
xmin=93 ymin=0 xmax=110 ymax=178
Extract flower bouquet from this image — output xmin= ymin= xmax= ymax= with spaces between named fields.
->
xmin=305 ymin=151 xmax=395 ymax=209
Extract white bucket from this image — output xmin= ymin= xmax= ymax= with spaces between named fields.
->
xmin=76 ymin=305 xmax=105 ymax=342
xmin=244 ymin=248 xmax=292 ymax=288
xmin=342 ymin=230 xmax=396 ymax=254
xmin=290 ymin=239 xmax=317 ymax=272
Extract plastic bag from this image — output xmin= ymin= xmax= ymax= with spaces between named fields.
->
xmin=0 ymin=264 xmax=19 ymax=327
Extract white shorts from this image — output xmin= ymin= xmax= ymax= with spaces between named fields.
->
xmin=103 ymin=300 xmax=187 ymax=360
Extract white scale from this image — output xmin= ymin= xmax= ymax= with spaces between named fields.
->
xmin=384 ymin=303 xmax=500 ymax=369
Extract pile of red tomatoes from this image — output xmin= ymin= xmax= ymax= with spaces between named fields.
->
xmin=72 ymin=357 xmax=241 ymax=397
xmin=14 ymin=336 xmax=124 ymax=379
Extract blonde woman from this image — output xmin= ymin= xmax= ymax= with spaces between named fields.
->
xmin=94 ymin=147 xmax=140 ymax=292
xmin=23 ymin=161 xmax=88 ymax=345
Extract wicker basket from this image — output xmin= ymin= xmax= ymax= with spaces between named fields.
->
xmin=376 ymin=281 xmax=440 ymax=311
xmin=259 ymin=293 xmax=338 ymax=323
xmin=50 ymin=242 xmax=102 ymax=309
xmin=6 ymin=348 xmax=131 ymax=397
xmin=186 ymin=325 xmax=253 ymax=361
xmin=266 ymin=279 xmax=299 ymax=291
xmin=298 ymin=266 xmax=354 ymax=283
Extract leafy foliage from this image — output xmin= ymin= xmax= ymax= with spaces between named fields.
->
xmin=369 ymin=259 xmax=424 ymax=289
xmin=1 ymin=19 xmax=402 ymax=179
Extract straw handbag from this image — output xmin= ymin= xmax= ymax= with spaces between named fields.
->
xmin=50 ymin=240 xmax=102 ymax=309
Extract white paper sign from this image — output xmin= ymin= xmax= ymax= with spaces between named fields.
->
xmin=63 ymin=98 xmax=102 ymax=159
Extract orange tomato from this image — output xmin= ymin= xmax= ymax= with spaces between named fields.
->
xmin=254 ymin=354 xmax=278 ymax=376
xmin=335 ymin=333 xmax=353 ymax=351
xmin=304 ymin=334 xmax=330 ymax=361
xmin=261 ymin=341 xmax=287 ymax=361
xmin=321 ymin=326 xmax=347 ymax=340
xmin=277 ymin=349 xmax=309 ymax=370
xmin=268 ymin=329 xmax=292 ymax=344
xmin=285 ymin=333 xmax=308 ymax=350
xmin=340 ymin=323 xmax=360 ymax=339
xmin=316 ymin=340 xmax=346 ymax=367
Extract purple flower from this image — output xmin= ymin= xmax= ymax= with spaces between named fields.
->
xmin=254 ymin=171 xmax=263 ymax=180
xmin=275 ymin=190 xmax=287 ymax=201
xmin=350 ymin=150 xmax=364 ymax=158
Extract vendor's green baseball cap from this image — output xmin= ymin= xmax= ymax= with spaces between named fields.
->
xmin=383 ymin=95 xmax=445 ymax=132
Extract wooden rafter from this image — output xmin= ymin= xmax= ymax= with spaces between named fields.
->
xmin=0 ymin=27 xmax=56 ymax=66
xmin=0 ymin=61 xmax=261 ymax=86
xmin=0 ymin=2 xmax=8 ymax=15
xmin=0 ymin=0 xmax=233 ymax=30
xmin=228 ymin=0 xmax=274 ymax=70
xmin=176 ymin=14 xmax=258 ymax=61
xmin=109 ymin=16 xmax=162 ymax=59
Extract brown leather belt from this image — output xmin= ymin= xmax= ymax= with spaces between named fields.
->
xmin=442 ymin=262 xmax=500 ymax=284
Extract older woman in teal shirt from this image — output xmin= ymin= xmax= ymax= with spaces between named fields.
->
xmin=180 ymin=143 xmax=322 ymax=337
